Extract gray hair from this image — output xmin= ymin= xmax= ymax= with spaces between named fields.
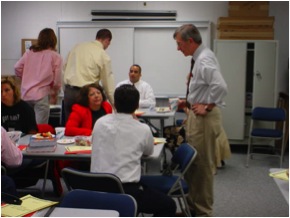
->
xmin=173 ymin=24 xmax=202 ymax=44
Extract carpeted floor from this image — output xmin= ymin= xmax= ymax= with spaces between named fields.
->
xmin=213 ymin=145 xmax=289 ymax=217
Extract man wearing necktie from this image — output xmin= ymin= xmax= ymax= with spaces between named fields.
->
xmin=173 ymin=24 xmax=229 ymax=216
xmin=116 ymin=64 xmax=156 ymax=109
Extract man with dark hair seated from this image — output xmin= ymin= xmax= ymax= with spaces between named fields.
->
xmin=91 ymin=84 xmax=177 ymax=216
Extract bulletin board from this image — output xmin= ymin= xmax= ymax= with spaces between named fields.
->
xmin=57 ymin=21 xmax=211 ymax=96
xmin=21 ymin=39 xmax=37 ymax=55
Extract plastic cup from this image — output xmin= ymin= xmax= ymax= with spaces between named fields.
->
xmin=169 ymin=98 xmax=179 ymax=112
xmin=55 ymin=127 xmax=65 ymax=140
xmin=7 ymin=131 xmax=22 ymax=145
xmin=75 ymin=136 xmax=92 ymax=146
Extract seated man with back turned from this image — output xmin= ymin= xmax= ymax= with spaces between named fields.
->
xmin=90 ymin=84 xmax=176 ymax=216
xmin=116 ymin=64 xmax=156 ymax=108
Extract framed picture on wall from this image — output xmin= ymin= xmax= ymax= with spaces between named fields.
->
xmin=21 ymin=39 xmax=37 ymax=55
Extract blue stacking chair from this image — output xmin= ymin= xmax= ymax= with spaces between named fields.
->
xmin=246 ymin=107 xmax=286 ymax=168
xmin=140 ymin=143 xmax=197 ymax=217
xmin=61 ymin=167 xmax=124 ymax=193
xmin=59 ymin=189 xmax=137 ymax=217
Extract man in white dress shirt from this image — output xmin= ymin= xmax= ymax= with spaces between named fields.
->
xmin=116 ymin=64 xmax=156 ymax=108
xmin=90 ymin=84 xmax=176 ymax=216
xmin=174 ymin=24 xmax=229 ymax=216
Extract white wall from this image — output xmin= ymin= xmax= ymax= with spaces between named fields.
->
xmin=269 ymin=1 xmax=289 ymax=93
xmin=0 ymin=1 xmax=227 ymax=76
xmin=1 ymin=1 xmax=288 ymax=93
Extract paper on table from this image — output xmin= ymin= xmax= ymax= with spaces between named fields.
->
xmin=1 ymin=194 xmax=58 ymax=217
xmin=65 ymin=146 xmax=92 ymax=154
xmin=269 ymin=169 xmax=289 ymax=181
xmin=155 ymin=107 xmax=171 ymax=113
xmin=154 ymin=137 xmax=167 ymax=144
xmin=65 ymin=145 xmax=92 ymax=152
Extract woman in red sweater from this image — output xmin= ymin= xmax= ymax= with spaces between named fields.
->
xmin=65 ymin=83 xmax=112 ymax=136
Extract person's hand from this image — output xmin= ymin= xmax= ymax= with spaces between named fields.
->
xmin=178 ymin=99 xmax=186 ymax=110
xmin=183 ymin=107 xmax=189 ymax=115
xmin=192 ymin=103 xmax=207 ymax=116
xmin=50 ymin=96 xmax=57 ymax=104
xmin=50 ymin=88 xmax=59 ymax=104
xmin=49 ymin=93 xmax=57 ymax=104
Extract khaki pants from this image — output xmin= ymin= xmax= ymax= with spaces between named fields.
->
xmin=185 ymin=107 xmax=225 ymax=216
xmin=26 ymin=95 xmax=49 ymax=124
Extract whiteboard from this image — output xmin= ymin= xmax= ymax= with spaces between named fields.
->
xmin=57 ymin=21 xmax=211 ymax=96
xmin=134 ymin=28 xmax=192 ymax=96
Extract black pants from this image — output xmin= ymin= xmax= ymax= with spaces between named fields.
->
xmin=63 ymin=85 xmax=81 ymax=124
xmin=123 ymin=183 xmax=177 ymax=217
xmin=1 ymin=175 xmax=17 ymax=196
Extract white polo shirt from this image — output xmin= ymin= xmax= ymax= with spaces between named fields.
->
xmin=90 ymin=113 xmax=154 ymax=183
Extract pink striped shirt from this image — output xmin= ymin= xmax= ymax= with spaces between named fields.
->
xmin=1 ymin=127 xmax=23 ymax=167
xmin=14 ymin=49 xmax=62 ymax=101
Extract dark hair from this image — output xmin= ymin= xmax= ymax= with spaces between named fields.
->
xmin=132 ymin=64 xmax=142 ymax=73
xmin=1 ymin=77 xmax=21 ymax=104
xmin=30 ymin=28 xmax=57 ymax=52
xmin=114 ymin=84 xmax=139 ymax=113
xmin=76 ymin=83 xmax=107 ymax=107
xmin=96 ymin=29 xmax=112 ymax=41
xmin=173 ymin=24 xmax=202 ymax=44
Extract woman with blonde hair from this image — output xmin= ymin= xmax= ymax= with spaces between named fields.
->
xmin=1 ymin=77 xmax=37 ymax=134
xmin=15 ymin=28 xmax=62 ymax=124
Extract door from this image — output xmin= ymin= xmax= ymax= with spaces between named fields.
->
xmin=252 ymin=41 xmax=278 ymax=131
xmin=214 ymin=40 xmax=247 ymax=140
xmin=252 ymin=41 xmax=277 ymax=108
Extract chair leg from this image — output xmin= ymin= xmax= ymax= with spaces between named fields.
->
xmin=179 ymin=196 xmax=191 ymax=217
xmin=178 ymin=186 xmax=191 ymax=216
xmin=176 ymin=197 xmax=190 ymax=216
xmin=160 ymin=147 xmax=168 ymax=172
xmin=280 ymin=139 xmax=286 ymax=168
xmin=246 ymin=137 xmax=252 ymax=167
xmin=41 ymin=160 xmax=50 ymax=198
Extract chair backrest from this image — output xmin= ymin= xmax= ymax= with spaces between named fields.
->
xmin=61 ymin=167 xmax=125 ymax=193
xmin=252 ymin=107 xmax=286 ymax=122
xmin=37 ymin=124 xmax=56 ymax=134
xmin=171 ymin=143 xmax=197 ymax=174
xmin=59 ymin=189 xmax=137 ymax=217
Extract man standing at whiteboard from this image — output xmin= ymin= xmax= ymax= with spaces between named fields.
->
xmin=63 ymin=29 xmax=115 ymax=124
xmin=116 ymin=64 xmax=156 ymax=109
xmin=173 ymin=24 xmax=228 ymax=216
